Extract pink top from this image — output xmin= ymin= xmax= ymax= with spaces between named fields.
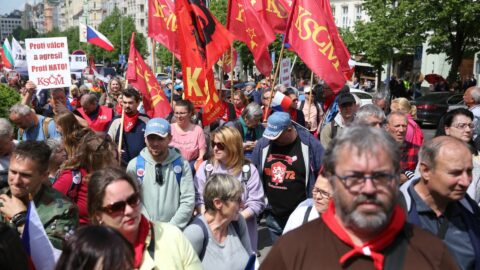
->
xmin=406 ymin=114 xmax=424 ymax=146
xmin=170 ymin=124 xmax=206 ymax=161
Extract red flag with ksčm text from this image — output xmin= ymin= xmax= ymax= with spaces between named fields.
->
xmin=262 ymin=0 xmax=292 ymax=33
xmin=318 ymin=0 xmax=353 ymax=80
xmin=175 ymin=0 xmax=232 ymax=125
xmin=148 ymin=0 xmax=181 ymax=60
xmin=126 ymin=32 xmax=172 ymax=118
xmin=227 ymin=0 xmax=275 ymax=77
xmin=285 ymin=0 xmax=347 ymax=93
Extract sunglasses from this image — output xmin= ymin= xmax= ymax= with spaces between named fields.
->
xmin=211 ymin=141 xmax=225 ymax=151
xmin=155 ymin=164 xmax=164 ymax=185
xmin=100 ymin=193 xmax=140 ymax=214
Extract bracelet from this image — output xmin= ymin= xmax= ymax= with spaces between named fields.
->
xmin=11 ymin=211 xmax=27 ymax=227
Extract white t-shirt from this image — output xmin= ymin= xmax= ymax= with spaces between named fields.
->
xmin=283 ymin=198 xmax=320 ymax=234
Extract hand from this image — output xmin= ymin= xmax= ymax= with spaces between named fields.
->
xmin=0 ymin=194 xmax=27 ymax=219
xmin=25 ymin=81 xmax=37 ymax=93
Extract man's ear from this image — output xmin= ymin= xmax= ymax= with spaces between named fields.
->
xmin=419 ymin=162 xmax=432 ymax=182
xmin=213 ymin=198 xmax=223 ymax=210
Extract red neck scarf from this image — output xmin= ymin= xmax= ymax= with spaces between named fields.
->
xmin=124 ymin=112 xmax=139 ymax=132
xmin=321 ymin=200 xmax=406 ymax=270
xmin=133 ymin=215 xmax=150 ymax=268
xmin=115 ymin=103 xmax=123 ymax=115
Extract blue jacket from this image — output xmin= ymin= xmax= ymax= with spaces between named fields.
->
xmin=252 ymin=125 xmax=324 ymax=197
xmin=400 ymin=178 xmax=480 ymax=270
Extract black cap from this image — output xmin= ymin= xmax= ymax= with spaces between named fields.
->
xmin=338 ymin=93 xmax=355 ymax=106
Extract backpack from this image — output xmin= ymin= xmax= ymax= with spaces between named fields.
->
xmin=204 ymin=160 xmax=251 ymax=184
xmin=66 ymin=169 xmax=82 ymax=203
xmin=135 ymin=153 xmax=183 ymax=186
xmin=19 ymin=116 xmax=52 ymax=141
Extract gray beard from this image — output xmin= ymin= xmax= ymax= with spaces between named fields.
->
xmin=334 ymin=193 xmax=393 ymax=234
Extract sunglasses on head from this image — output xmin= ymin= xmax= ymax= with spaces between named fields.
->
xmin=100 ymin=193 xmax=140 ymax=214
xmin=155 ymin=164 xmax=164 ymax=185
xmin=211 ymin=141 xmax=225 ymax=150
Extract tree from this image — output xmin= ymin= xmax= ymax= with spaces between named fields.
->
xmin=12 ymin=27 xmax=38 ymax=40
xmin=417 ymin=0 xmax=480 ymax=82
xmin=0 ymin=84 xmax=20 ymax=119
xmin=93 ymin=7 xmax=148 ymax=63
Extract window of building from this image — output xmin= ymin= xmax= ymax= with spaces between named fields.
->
xmin=355 ymin=5 xmax=362 ymax=21
xmin=140 ymin=18 xmax=145 ymax=27
xmin=342 ymin=6 xmax=348 ymax=28
xmin=140 ymin=4 xmax=144 ymax=12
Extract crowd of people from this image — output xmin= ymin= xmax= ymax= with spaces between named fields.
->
xmin=0 ymin=70 xmax=479 ymax=270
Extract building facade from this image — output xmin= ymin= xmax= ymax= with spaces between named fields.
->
xmin=0 ymin=13 xmax=22 ymax=41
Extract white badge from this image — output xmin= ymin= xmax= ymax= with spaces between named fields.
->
xmin=242 ymin=164 xmax=250 ymax=173
xmin=173 ymin=165 xmax=182 ymax=174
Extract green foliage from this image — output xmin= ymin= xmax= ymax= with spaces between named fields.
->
xmin=12 ymin=27 xmax=38 ymax=40
xmin=210 ymin=0 xmax=229 ymax=25
xmin=0 ymin=84 xmax=21 ymax=119
xmin=95 ymin=7 xmax=148 ymax=63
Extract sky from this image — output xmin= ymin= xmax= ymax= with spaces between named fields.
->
xmin=1 ymin=0 xmax=28 ymax=15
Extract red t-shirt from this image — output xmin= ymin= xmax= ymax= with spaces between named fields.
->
xmin=53 ymin=168 xmax=89 ymax=225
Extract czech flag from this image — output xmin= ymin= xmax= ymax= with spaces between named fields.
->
xmin=87 ymin=25 xmax=114 ymax=51
xmin=271 ymin=91 xmax=293 ymax=112
xmin=22 ymin=201 xmax=62 ymax=270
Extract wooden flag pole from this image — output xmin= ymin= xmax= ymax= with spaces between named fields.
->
xmin=151 ymin=39 xmax=156 ymax=74
xmin=170 ymin=54 xmax=175 ymax=107
xmin=117 ymin=80 xmax=129 ymax=165
xmin=229 ymin=47 xmax=234 ymax=103
xmin=263 ymin=42 xmax=286 ymax=122
xmin=307 ymin=71 xmax=314 ymax=129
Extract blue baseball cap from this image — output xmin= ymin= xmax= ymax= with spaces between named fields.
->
xmin=263 ymin=112 xmax=291 ymax=140
xmin=145 ymin=118 xmax=170 ymax=138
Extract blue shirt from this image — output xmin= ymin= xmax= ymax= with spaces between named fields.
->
xmin=407 ymin=182 xmax=475 ymax=270
xmin=18 ymin=115 xmax=60 ymax=141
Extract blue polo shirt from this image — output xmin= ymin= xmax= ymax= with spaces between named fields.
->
xmin=18 ymin=115 xmax=60 ymax=141
xmin=407 ymin=182 xmax=475 ymax=270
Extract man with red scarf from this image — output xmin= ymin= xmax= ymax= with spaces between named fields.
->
xmin=108 ymin=88 xmax=150 ymax=166
xmin=75 ymin=93 xmax=113 ymax=133
xmin=260 ymin=126 xmax=458 ymax=270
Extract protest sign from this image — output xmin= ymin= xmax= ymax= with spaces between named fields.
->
xmin=69 ymin=54 xmax=88 ymax=70
xmin=25 ymin=37 xmax=71 ymax=89
xmin=280 ymin=58 xmax=291 ymax=86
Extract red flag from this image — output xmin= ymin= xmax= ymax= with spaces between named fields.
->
xmin=285 ymin=0 xmax=349 ymax=92
xmin=262 ymin=0 xmax=292 ymax=33
xmin=176 ymin=0 xmax=233 ymax=124
xmin=0 ymin=48 xmax=12 ymax=69
xmin=126 ymin=32 xmax=172 ymax=118
xmin=227 ymin=0 xmax=275 ymax=77
xmin=219 ymin=49 xmax=238 ymax=74
xmin=318 ymin=0 xmax=353 ymax=79
xmin=148 ymin=0 xmax=181 ymax=60
xmin=176 ymin=0 xmax=234 ymax=70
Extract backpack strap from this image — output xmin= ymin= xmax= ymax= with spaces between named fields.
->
xmin=136 ymin=155 xmax=146 ymax=184
xmin=330 ymin=121 xmax=338 ymax=139
xmin=303 ymin=205 xmax=313 ymax=225
xmin=190 ymin=217 xmax=209 ymax=261
xmin=67 ymin=169 xmax=82 ymax=203
xmin=42 ymin=117 xmax=52 ymax=139
xmin=241 ymin=161 xmax=251 ymax=184
xmin=171 ymin=156 xmax=183 ymax=186
xmin=204 ymin=160 xmax=214 ymax=180
xmin=299 ymin=101 xmax=305 ymax=110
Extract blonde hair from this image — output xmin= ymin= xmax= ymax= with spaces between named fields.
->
xmin=210 ymin=126 xmax=244 ymax=176
xmin=391 ymin=97 xmax=416 ymax=118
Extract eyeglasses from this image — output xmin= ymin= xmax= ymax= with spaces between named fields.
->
xmin=452 ymin=123 xmax=474 ymax=130
xmin=100 ymin=193 xmax=140 ymax=214
xmin=155 ymin=164 xmax=163 ymax=185
xmin=211 ymin=141 xmax=225 ymax=150
xmin=174 ymin=111 xmax=189 ymax=116
xmin=334 ymin=171 xmax=397 ymax=191
xmin=312 ymin=188 xmax=331 ymax=199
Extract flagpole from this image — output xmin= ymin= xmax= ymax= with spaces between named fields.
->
xmin=117 ymin=105 xmax=125 ymax=165
xmin=307 ymin=71 xmax=314 ymax=129
xmin=151 ymin=39 xmax=156 ymax=75
xmin=170 ymin=53 xmax=175 ymax=107
xmin=229 ymin=47 xmax=234 ymax=103
xmin=263 ymin=42 xmax=286 ymax=122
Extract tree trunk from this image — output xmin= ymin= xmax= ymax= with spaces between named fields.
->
xmin=447 ymin=28 xmax=465 ymax=84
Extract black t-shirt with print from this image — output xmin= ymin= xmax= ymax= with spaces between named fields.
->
xmin=263 ymin=136 xmax=306 ymax=220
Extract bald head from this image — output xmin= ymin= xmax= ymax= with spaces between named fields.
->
xmin=419 ymin=136 xmax=472 ymax=170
